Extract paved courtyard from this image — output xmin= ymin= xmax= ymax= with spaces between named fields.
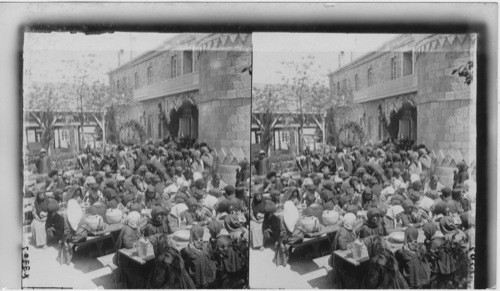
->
xmin=22 ymin=232 xmax=117 ymax=289
xmin=249 ymin=246 xmax=330 ymax=289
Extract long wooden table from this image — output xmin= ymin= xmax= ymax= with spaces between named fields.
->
xmin=118 ymin=247 xmax=155 ymax=265
xmin=74 ymin=223 xmax=124 ymax=255
xmin=333 ymin=228 xmax=426 ymax=267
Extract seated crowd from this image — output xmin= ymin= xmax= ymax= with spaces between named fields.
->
xmin=249 ymin=141 xmax=476 ymax=289
xmin=26 ymin=137 xmax=249 ymax=289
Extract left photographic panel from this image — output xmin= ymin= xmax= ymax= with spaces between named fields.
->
xmin=22 ymin=30 xmax=252 ymax=289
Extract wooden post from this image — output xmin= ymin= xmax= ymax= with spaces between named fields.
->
xmin=102 ymin=109 xmax=106 ymax=154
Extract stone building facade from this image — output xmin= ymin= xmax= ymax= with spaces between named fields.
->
xmin=108 ymin=33 xmax=252 ymax=184
xmin=328 ymin=34 xmax=477 ymax=185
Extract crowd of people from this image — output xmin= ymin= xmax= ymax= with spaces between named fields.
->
xmin=26 ymin=137 xmax=249 ymax=289
xmin=249 ymin=141 xmax=476 ymax=289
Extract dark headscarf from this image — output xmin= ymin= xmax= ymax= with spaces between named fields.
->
xmin=263 ymin=200 xmax=277 ymax=214
xmin=422 ymin=222 xmax=439 ymax=240
xmin=365 ymin=207 xmax=381 ymax=228
xmin=224 ymin=214 xmax=241 ymax=232
xmin=34 ymin=191 xmax=49 ymax=216
xmin=283 ymin=187 xmax=299 ymax=202
xmin=251 ymin=193 xmax=265 ymax=217
xmin=404 ymin=226 xmax=419 ymax=244
xmin=47 ymin=197 xmax=60 ymax=212
xmin=216 ymin=198 xmax=232 ymax=214
xmin=189 ymin=224 xmax=205 ymax=244
xmin=214 ymin=235 xmax=245 ymax=273
xmin=439 ymin=216 xmax=457 ymax=235
xmin=207 ymin=219 xmax=225 ymax=239
xmin=433 ymin=201 xmax=449 ymax=216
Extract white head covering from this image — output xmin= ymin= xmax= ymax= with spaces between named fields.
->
xmin=171 ymin=203 xmax=189 ymax=218
xmin=203 ymin=194 xmax=219 ymax=210
xmin=164 ymin=184 xmax=178 ymax=195
xmin=283 ymin=201 xmax=300 ymax=233
xmin=127 ymin=211 xmax=141 ymax=229
xmin=180 ymin=180 xmax=190 ymax=188
xmin=386 ymin=205 xmax=404 ymax=220
xmin=342 ymin=213 xmax=357 ymax=231
xmin=463 ymin=179 xmax=477 ymax=203
xmin=410 ymin=174 xmax=420 ymax=184
xmin=67 ymin=199 xmax=83 ymax=231
xmin=418 ymin=196 xmax=435 ymax=213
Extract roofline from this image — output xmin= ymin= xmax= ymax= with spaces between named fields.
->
xmin=327 ymin=34 xmax=414 ymax=77
xmin=107 ymin=33 xmax=207 ymax=76
xmin=25 ymin=109 xmax=104 ymax=113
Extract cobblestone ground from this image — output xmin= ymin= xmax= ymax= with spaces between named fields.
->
xmin=22 ymin=233 xmax=117 ymax=289
xmin=249 ymin=246 xmax=330 ymax=289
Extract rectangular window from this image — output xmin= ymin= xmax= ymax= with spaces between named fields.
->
xmin=367 ymin=68 xmax=373 ymax=87
xmin=116 ymin=79 xmax=120 ymax=92
xmin=122 ymin=77 xmax=126 ymax=89
xmin=147 ymin=66 xmax=153 ymax=85
xmin=336 ymin=82 xmax=340 ymax=94
xmin=134 ymin=72 xmax=139 ymax=89
xmin=391 ymin=57 xmax=398 ymax=80
xmin=183 ymin=51 xmax=193 ymax=74
xmin=171 ymin=55 xmax=178 ymax=78
xmin=354 ymin=74 xmax=360 ymax=91
xmin=403 ymin=51 xmax=413 ymax=76
xmin=342 ymin=79 xmax=346 ymax=91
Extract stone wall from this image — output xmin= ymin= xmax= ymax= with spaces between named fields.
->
xmin=415 ymin=34 xmax=476 ymax=174
xmin=197 ymin=33 xmax=252 ymax=161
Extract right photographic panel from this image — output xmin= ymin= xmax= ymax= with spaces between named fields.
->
xmin=249 ymin=33 xmax=477 ymax=289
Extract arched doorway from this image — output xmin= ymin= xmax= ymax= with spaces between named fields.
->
xmin=339 ymin=121 xmax=365 ymax=147
xmin=387 ymin=102 xmax=417 ymax=142
xmin=168 ymin=101 xmax=198 ymax=139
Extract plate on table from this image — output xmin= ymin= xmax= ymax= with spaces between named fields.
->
xmin=388 ymin=231 xmax=405 ymax=243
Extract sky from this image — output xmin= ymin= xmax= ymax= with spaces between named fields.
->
xmin=23 ymin=31 xmax=178 ymax=85
xmin=252 ymin=33 xmax=397 ymax=86
xmin=23 ymin=32 xmax=397 ymax=88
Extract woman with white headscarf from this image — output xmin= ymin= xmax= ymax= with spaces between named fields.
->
xmin=328 ymin=213 xmax=364 ymax=289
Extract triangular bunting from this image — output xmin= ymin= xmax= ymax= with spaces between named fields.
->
xmin=228 ymin=34 xmax=237 ymax=44
xmin=220 ymin=35 xmax=228 ymax=47
xmin=462 ymin=35 xmax=471 ymax=49
xmin=446 ymin=35 xmax=456 ymax=46
xmin=438 ymin=37 xmax=446 ymax=48
xmin=442 ymin=38 xmax=452 ymax=50
xmin=239 ymin=34 xmax=248 ymax=43
xmin=216 ymin=39 xmax=223 ymax=48
xmin=451 ymin=36 xmax=462 ymax=49
xmin=234 ymin=34 xmax=243 ymax=47
xmin=457 ymin=35 xmax=466 ymax=44
xmin=223 ymin=35 xmax=232 ymax=47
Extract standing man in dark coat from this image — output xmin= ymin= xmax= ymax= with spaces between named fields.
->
xmin=36 ymin=148 xmax=51 ymax=174
xmin=254 ymin=150 xmax=270 ymax=176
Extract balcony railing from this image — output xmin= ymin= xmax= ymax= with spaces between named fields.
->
xmin=353 ymin=74 xmax=418 ymax=103
xmin=133 ymin=72 xmax=200 ymax=102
